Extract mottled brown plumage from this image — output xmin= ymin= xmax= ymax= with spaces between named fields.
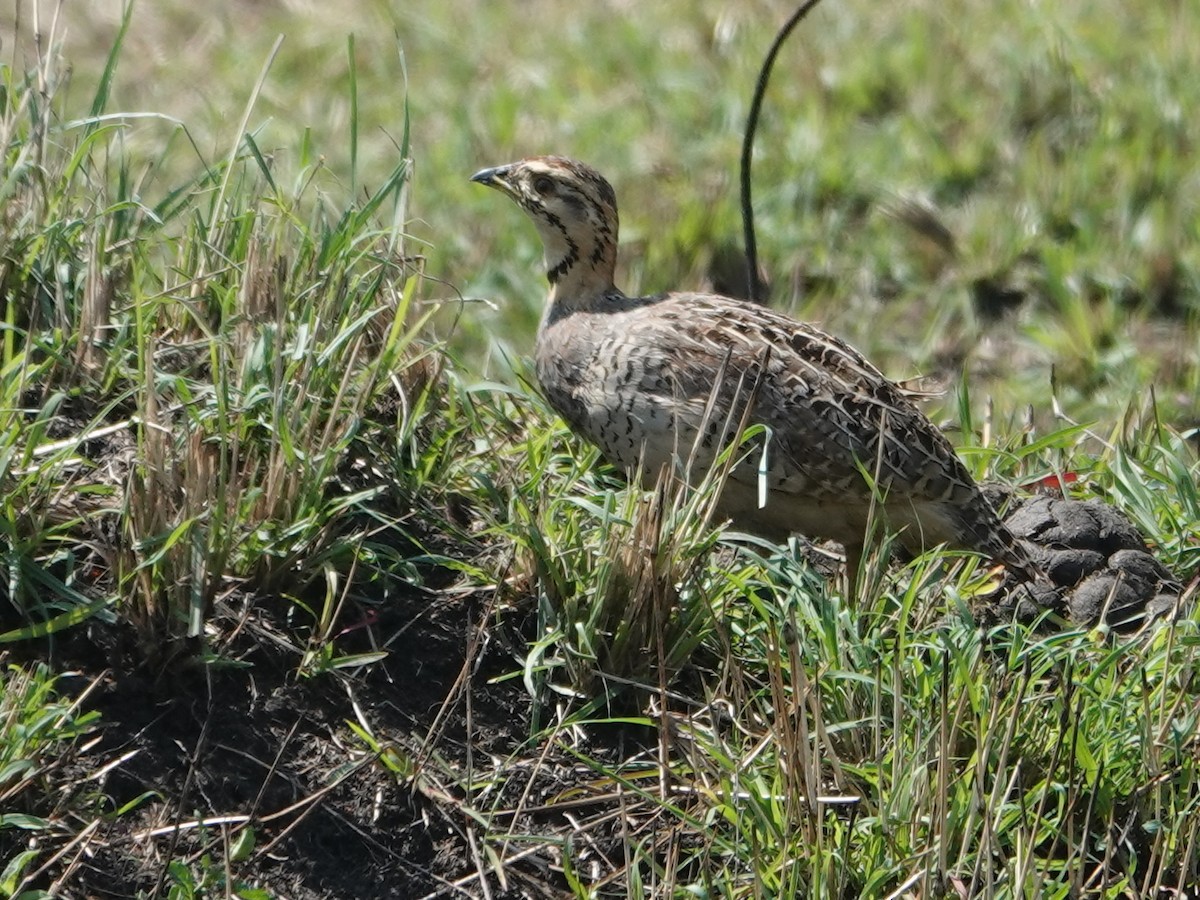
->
xmin=472 ymin=156 xmax=1039 ymax=584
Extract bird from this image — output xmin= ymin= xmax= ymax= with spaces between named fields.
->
xmin=471 ymin=155 xmax=1040 ymax=587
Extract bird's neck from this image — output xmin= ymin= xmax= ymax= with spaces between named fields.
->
xmin=542 ymin=231 xmax=619 ymax=316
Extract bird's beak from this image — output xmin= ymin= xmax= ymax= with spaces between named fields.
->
xmin=470 ymin=164 xmax=516 ymax=195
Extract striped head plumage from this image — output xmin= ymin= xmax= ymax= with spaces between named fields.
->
xmin=471 ymin=156 xmax=619 ymax=302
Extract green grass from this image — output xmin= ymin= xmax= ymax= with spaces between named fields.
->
xmin=0 ymin=665 xmax=102 ymax=897
xmin=1 ymin=1 xmax=1198 ymax=896
xmin=7 ymin=1 xmax=1198 ymax=418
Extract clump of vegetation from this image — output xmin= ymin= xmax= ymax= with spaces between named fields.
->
xmin=1 ymin=20 xmax=446 ymax=666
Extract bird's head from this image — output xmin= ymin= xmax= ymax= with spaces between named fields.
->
xmin=471 ymin=156 xmax=619 ymax=294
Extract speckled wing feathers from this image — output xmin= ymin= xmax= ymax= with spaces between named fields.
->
xmin=537 ymin=290 xmax=1035 ymax=575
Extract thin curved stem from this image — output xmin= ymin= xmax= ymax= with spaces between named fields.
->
xmin=740 ymin=0 xmax=827 ymax=302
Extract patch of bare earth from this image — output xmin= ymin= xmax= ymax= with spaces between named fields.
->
xmin=3 ymin=589 xmax=553 ymax=897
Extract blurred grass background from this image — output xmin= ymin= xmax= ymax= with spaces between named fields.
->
xmin=6 ymin=0 xmax=1198 ymax=423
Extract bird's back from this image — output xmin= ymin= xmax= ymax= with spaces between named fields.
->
xmin=536 ymin=290 xmax=1034 ymax=574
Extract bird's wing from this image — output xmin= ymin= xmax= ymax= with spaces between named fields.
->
xmin=635 ymin=293 xmax=977 ymax=505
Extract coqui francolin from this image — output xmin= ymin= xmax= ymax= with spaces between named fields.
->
xmin=471 ymin=155 xmax=1040 ymax=587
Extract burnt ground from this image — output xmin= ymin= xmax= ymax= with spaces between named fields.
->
xmin=1 ymin=584 xmax=635 ymax=899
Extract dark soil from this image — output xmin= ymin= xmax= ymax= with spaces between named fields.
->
xmin=0 ymin=586 xmax=596 ymax=899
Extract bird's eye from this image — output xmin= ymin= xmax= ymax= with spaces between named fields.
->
xmin=532 ymin=175 xmax=555 ymax=196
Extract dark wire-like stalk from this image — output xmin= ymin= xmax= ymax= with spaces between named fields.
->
xmin=740 ymin=0 xmax=827 ymax=302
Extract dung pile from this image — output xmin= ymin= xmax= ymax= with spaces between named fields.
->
xmin=988 ymin=493 xmax=1185 ymax=629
